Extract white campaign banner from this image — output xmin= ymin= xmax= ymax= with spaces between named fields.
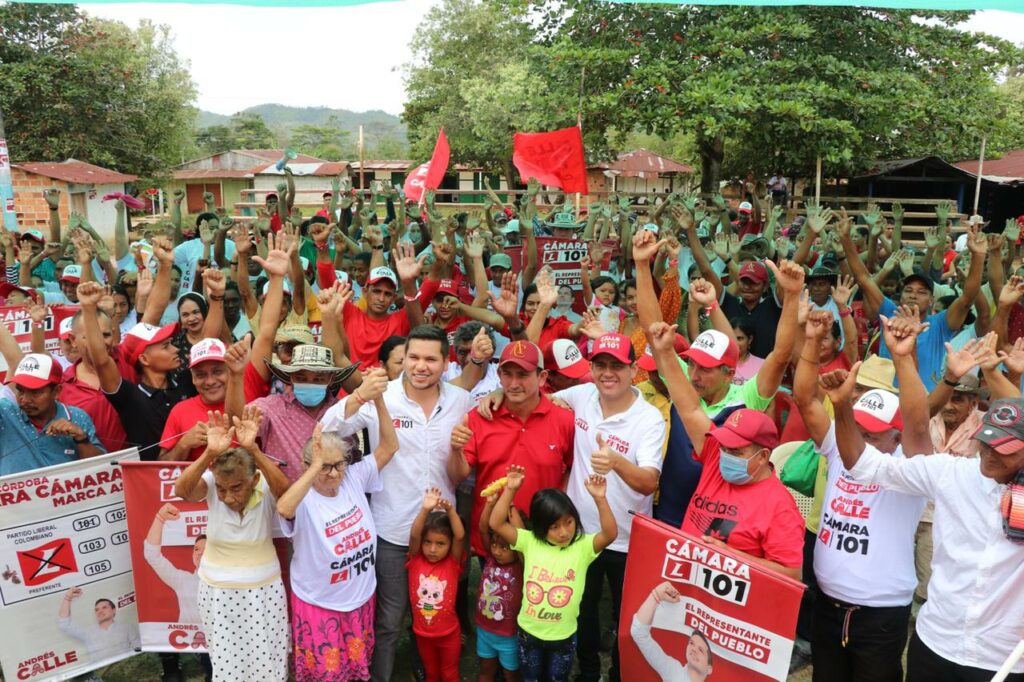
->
xmin=0 ymin=449 xmax=141 ymax=681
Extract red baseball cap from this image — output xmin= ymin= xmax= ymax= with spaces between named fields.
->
xmin=543 ymin=339 xmax=590 ymax=379
xmin=436 ymin=279 xmax=459 ymax=298
xmin=591 ymin=333 xmax=634 ymax=364
xmin=972 ymin=398 xmax=1024 ymax=454
xmin=0 ymin=281 xmax=34 ymax=302
xmin=738 ymin=261 xmax=769 ymax=283
xmin=499 ymin=340 xmax=543 ymax=372
xmin=122 ymin=322 xmax=177 ymax=365
xmin=709 ymin=408 xmax=779 ymax=450
xmin=681 ymin=330 xmax=738 ymax=369
xmin=638 ymin=334 xmax=690 ymax=372
xmin=853 ymin=389 xmax=903 ymax=433
xmin=8 ymin=353 xmax=63 ymax=389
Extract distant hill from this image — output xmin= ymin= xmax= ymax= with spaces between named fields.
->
xmin=196 ymin=104 xmax=406 ymax=147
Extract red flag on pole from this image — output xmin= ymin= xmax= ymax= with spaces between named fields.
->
xmin=403 ymin=128 xmax=450 ymax=203
xmin=512 ymin=126 xmax=588 ymax=195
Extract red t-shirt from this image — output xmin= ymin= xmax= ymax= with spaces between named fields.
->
xmin=463 ymin=398 xmax=575 ymax=556
xmin=160 ymin=396 xmax=225 ymax=461
xmin=244 ymin=361 xmax=270 ymax=400
xmin=61 ymin=364 xmax=128 ymax=454
xmin=407 ymin=553 xmax=463 ymax=637
xmin=342 ymin=301 xmax=412 ymax=368
xmin=505 ymin=316 xmax=574 ymax=354
xmin=681 ymin=437 xmax=804 ymax=569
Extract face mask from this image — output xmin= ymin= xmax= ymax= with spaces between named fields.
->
xmin=719 ymin=450 xmax=758 ymax=485
xmin=292 ymin=382 xmax=327 ymax=407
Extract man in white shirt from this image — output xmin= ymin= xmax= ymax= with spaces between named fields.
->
xmin=320 ymin=325 xmax=474 ymax=682
xmin=795 ymin=309 xmax=929 ymax=682
xmin=57 ymin=587 xmax=139 ymax=661
xmin=553 ymin=332 xmax=665 ymax=682
xmin=830 ymin=376 xmax=1024 ymax=679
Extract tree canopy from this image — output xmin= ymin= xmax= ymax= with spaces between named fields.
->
xmin=403 ymin=1 xmax=1024 ymax=190
xmin=0 ymin=3 xmax=197 ymax=179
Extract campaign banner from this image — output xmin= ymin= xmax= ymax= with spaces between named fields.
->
xmin=0 ymin=449 xmax=141 ymax=682
xmin=618 ymin=515 xmax=804 ymax=682
xmin=504 ymin=237 xmax=618 ymax=310
xmin=0 ymin=304 xmax=78 ymax=377
xmin=120 ymin=461 xmax=208 ymax=653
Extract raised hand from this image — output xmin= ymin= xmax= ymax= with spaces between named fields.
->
xmin=648 ymin=321 xmax=678 ymax=353
xmin=1004 ymin=218 xmax=1022 ymax=244
xmin=526 ymin=178 xmax=541 ymax=199
xmin=591 ymin=434 xmax=619 ymax=475
xmin=354 ymin=366 xmax=389 ymax=403
xmin=712 ymin=194 xmax=728 ymax=212
xmin=924 ymin=226 xmax=942 ymax=250
xmin=252 ymin=235 xmax=290 ymax=277
xmin=805 ymin=308 xmax=834 ymax=341
xmin=998 ymin=337 xmax=1024 ymax=376
xmin=805 ymin=201 xmax=835 ymax=235
xmin=223 ymin=336 xmax=251 ymax=376
xmin=535 ymin=267 xmax=557 ymax=307
xmin=689 ymin=278 xmax=717 ymax=307
xmin=712 ymin=233 xmax=730 ymax=261
xmin=423 ymin=487 xmax=442 ymax=511
xmin=152 ymin=236 xmax=174 ymax=266
xmin=966 ymin=222 xmax=988 ymax=257
xmin=999 ymin=275 xmax=1024 ymax=307
xmin=198 ymin=220 xmax=215 ymax=246
xmin=203 ymin=268 xmax=226 ymax=298
xmin=818 ymin=363 xmax=861 ymax=406
xmin=943 ymin=336 xmax=990 ymax=381
xmin=464 ymin=231 xmax=485 ymax=259
xmin=584 ymin=473 xmax=607 ymax=500
xmin=470 ymin=325 xmax=494 ymax=363
xmin=76 ymin=281 xmax=104 ymax=308
xmin=393 ymin=241 xmax=426 ymax=283
xmin=157 ymin=503 xmax=181 ymax=522
xmin=27 ymin=299 xmax=48 ymax=325
xmin=232 ymin=405 xmax=262 ymax=451
xmin=204 ymin=412 xmax=232 ymax=455
xmin=832 ymin=274 xmax=857 ymax=308
xmin=896 ymin=249 xmax=915 ymax=277
xmin=935 ymin=200 xmax=954 ymax=226
xmin=43 ymin=188 xmax=61 ymax=210
xmin=578 ymin=308 xmax=605 ymax=340
xmin=505 ymin=464 xmax=525 ymax=491
xmin=880 ymin=307 xmax=928 ymax=358
xmin=766 ymin=259 xmax=805 ymax=296
xmin=489 ymin=271 xmax=521 ymax=320
xmin=862 ymin=203 xmax=882 ymax=230
xmin=891 ymin=200 xmax=904 ymax=225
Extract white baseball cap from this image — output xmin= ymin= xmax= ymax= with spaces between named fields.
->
xmin=59 ymin=316 xmax=75 ymax=340
xmin=189 ymin=338 xmax=227 ymax=368
xmin=853 ymin=389 xmax=903 ymax=432
xmin=366 ymin=267 xmax=398 ymax=288
xmin=542 ymin=339 xmax=590 ymax=379
xmin=681 ymin=330 xmax=739 ymax=369
xmin=9 ymin=353 xmax=62 ymax=389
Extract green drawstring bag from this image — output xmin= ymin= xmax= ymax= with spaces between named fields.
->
xmin=780 ymin=439 xmax=821 ymax=497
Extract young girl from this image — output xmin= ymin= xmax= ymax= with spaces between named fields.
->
xmin=489 ymin=465 xmax=617 ymax=682
xmin=477 ymin=493 xmax=525 ymax=682
xmin=407 ymin=488 xmax=466 ymax=682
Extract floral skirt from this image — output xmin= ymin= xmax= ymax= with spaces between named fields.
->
xmin=197 ymin=579 xmax=289 ymax=682
xmin=292 ymin=592 xmax=375 ymax=682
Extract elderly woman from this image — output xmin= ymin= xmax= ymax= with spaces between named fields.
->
xmin=277 ymin=375 xmax=398 ymax=682
xmin=174 ymin=406 xmax=292 ymax=682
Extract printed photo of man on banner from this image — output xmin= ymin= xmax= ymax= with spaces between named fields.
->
xmin=120 ymin=460 xmax=210 ymax=653
xmin=0 ymin=449 xmax=141 ymax=682
xmin=618 ymin=515 xmax=804 ymax=682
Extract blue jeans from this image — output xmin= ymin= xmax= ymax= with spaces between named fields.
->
xmin=518 ymin=630 xmax=576 ymax=682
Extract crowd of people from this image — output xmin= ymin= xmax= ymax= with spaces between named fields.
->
xmin=1 ymin=173 xmax=1023 ymax=682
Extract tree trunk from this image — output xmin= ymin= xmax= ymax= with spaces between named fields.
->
xmin=502 ymin=160 xmax=518 ymax=204
xmin=698 ymin=133 xmax=724 ymax=195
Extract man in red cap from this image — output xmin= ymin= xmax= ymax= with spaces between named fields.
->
xmin=647 ymin=320 xmax=804 ymax=581
xmin=448 ymin=339 xmax=575 ymax=558
xmin=0 ymin=353 xmax=104 ymax=475
xmin=795 ymin=310 xmax=929 ymax=682
xmin=541 ymin=338 xmax=591 ymax=392
xmin=159 ymin=338 xmax=233 ymax=461
xmin=552 ymin=331 xmax=666 ymax=682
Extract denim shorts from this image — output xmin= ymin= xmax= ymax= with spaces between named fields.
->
xmin=477 ymin=626 xmax=520 ymax=671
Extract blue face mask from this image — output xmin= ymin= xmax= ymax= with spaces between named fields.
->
xmin=719 ymin=450 xmax=759 ymax=485
xmin=292 ymin=382 xmax=327 ymax=407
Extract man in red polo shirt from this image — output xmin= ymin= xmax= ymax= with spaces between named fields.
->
xmin=159 ymin=338 xmax=232 ymax=461
xmin=447 ymin=340 xmax=575 ymax=557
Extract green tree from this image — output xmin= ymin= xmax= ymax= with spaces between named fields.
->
xmin=0 ymin=4 xmax=197 ymax=178
xmin=289 ymin=116 xmax=349 ymax=159
xmin=528 ymin=3 xmax=1022 ymax=190
xmin=229 ymin=112 xmax=276 ymax=149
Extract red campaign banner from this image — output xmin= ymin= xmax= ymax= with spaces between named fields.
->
xmin=512 ymin=127 xmax=589 ymax=195
xmin=120 ymin=461 xmax=210 ymax=653
xmin=0 ymin=303 xmax=78 ymax=379
xmin=403 ymin=128 xmax=450 ymax=203
xmin=504 ymin=237 xmax=618 ymax=310
xmin=618 ymin=515 xmax=804 ymax=682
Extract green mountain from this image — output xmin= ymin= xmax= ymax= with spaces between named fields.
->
xmin=196 ymin=104 xmax=406 ymax=147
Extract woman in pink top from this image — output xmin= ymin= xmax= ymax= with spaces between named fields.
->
xmin=731 ymin=319 xmax=764 ymax=385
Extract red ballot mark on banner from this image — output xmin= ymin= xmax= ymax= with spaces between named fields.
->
xmin=618 ymin=515 xmax=804 ymax=682
xmin=403 ymin=128 xmax=450 ymax=203
xmin=17 ymin=538 xmax=78 ymax=586
xmin=513 ymin=127 xmax=588 ymax=195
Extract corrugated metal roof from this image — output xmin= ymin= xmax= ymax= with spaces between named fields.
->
xmin=956 ymin=149 xmax=1024 ymax=181
xmin=174 ymin=169 xmax=253 ymax=180
xmin=15 ymin=160 xmax=137 ymax=185
xmin=253 ymin=161 xmax=351 ymax=176
xmin=351 ymin=160 xmax=413 ymax=171
xmin=589 ymin=149 xmax=693 ymax=177
xmin=235 ymin=149 xmax=327 ymax=164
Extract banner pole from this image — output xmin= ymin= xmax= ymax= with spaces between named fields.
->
xmin=973 ymin=136 xmax=986 ymax=217
xmin=815 ymin=155 xmax=822 ymax=204
xmin=358 ymin=125 xmax=365 ymax=191
xmin=0 ymin=97 xmax=19 ymax=230
xmin=991 ymin=639 xmax=1024 ymax=682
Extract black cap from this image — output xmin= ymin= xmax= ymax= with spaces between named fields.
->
xmin=808 ymin=265 xmax=839 ymax=282
xmin=902 ymin=267 xmax=934 ymax=294
xmin=973 ymin=399 xmax=1024 ymax=454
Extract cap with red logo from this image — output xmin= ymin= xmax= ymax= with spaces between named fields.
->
xmin=638 ymin=334 xmax=690 ymax=372
xmin=60 ymin=265 xmax=83 ymax=284
xmin=8 ymin=353 xmax=63 ymax=389
xmin=122 ymin=322 xmax=177 ymax=364
xmin=853 ymin=389 xmax=903 ymax=433
xmin=59 ymin=316 xmax=75 ymax=341
xmin=366 ymin=267 xmax=398 ymax=288
xmin=543 ymin=339 xmax=590 ymax=379
xmin=709 ymin=408 xmax=779 ymax=450
xmin=189 ymin=338 xmax=227 ymax=368
xmin=972 ymin=398 xmax=1024 ymax=454
xmin=21 ymin=230 xmax=46 ymax=244
xmin=738 ymin=260 xmax=768 ymax=283
xmin=498 ymin=340 xmax=543 ymax=372
xmin=681 ymin=330 xmax=738 ymax=369
xmin=738 ymin=201 xmax=754 ymax=215
xmin=591 ymin=333 xmax=634 ymax=364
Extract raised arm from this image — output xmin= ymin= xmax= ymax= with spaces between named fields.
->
xmin=837 ymin=208 xmax=884 ymax=319
xmin=173 ymin=411 xmax=231 ymax=502
xmin=489 ymin=465 xmax=523 ymax=547
xmin=795 ymin=309 xmax=839 ymax=446
xmin=647 ymin=320 xmax=713 ymax=452
xmin=235 ymin=405 xmax=291 ymax=500
xmin=755 ymin=260 xmax=804 ymax=399
xmin=393 ymin=241 xmax=427 ymax=328
xmin=944 ymin=223 xmax=988 ymax=331
xmin=143 ymin=237 xmax=174 ymax=326
xmin=76 ymin=282 xmax=122 ymax=393
xmin=248 ymin=234 xmax=291 ymax=383
xmin=585 ymin=474 xmax=618 ymax=552
xmin=370 ymin=387 xmax=399 ymax=471
xmin=410 ymin=488 xmax=443 ymax=558
xmin=880 ymin=307 xmax=932 ymax=456
xmin=277 ymin=423 xmax=325 ymax=520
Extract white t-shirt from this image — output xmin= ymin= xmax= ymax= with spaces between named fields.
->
xmin=554 ymin=384 xmax=666 ymax=552
xmin=198 ymin=470 xmax=279 ymax=588
xmin=321 ymin=378 xmax=474 ymax=545
xmin=57 ymin=617 xmax=138 ymax=658
xmin=443 ymin=361 xmax=501 ymax=403
xmin=144 ymin=541 xmax=199 ymax=624
xmin=814 ymin=424 xmax=926 ymax=607
xmin=174 ymin=239 xmax=237 ymax=294
xmin=281 ymin=458 xmax=382 ymax=612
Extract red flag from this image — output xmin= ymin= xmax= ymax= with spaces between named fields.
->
xmin=513 ymin=126 xmax=588 ymax=195
xmin=403 ymin=128 xmax=450 ymax=203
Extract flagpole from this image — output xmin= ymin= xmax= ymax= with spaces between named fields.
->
xmin=814 ymin=155 xmax=822 ymax=204
xmin=358 ymin=125 xmax=365 ymax=191
xmin=973 ymin=136 xmax=986 ymax=217
xmin=0 ymin=97 xmax=19 ymax=230
xmin=577 ymin=65 xmax=586 ymax=216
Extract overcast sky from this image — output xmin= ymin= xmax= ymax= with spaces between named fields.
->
xmin=84 ymin=3 xmax=1024 ymax=118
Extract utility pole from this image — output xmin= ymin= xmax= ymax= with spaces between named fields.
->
xmin=0 ymin=100 xmax=19 ymax=230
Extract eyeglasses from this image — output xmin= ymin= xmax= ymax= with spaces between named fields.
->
xmin=318 ymin=462 xmax=346 ymax=474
